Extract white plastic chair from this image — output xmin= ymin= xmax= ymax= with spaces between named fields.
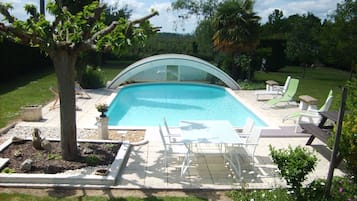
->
xmin=290 ymin=90 xmax=333 ymax=132
xmin=236 ymin=117 xmax=255 ymax=137
xmin=163 ymin=117 xmax=181 ymax=142
xmin=236 ymin=127 xmax=262 ymax=165
xmin=158 ymin=125 xmax=186 ymax=168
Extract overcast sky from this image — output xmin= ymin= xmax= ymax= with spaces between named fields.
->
xmin=2 ymin=0 xmax=343 ymax=34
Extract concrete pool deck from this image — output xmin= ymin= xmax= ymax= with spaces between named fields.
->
xmin=0 ymin=87 xmax=346 ymax=190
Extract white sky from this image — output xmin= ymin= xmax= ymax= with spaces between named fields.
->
xmin=1 ymin=0 xmax=342 ymax=34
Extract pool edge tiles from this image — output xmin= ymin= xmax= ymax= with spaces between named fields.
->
xmin=106 ymin=82 xmax=269 ymax=128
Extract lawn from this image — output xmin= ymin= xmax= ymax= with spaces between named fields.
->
xmin=0 ymin=69 xmax=57 ymax=128
xmin=0 ymin=193 xmax=207 ymax=201
xmin=254 ymin=66 xmax=351 ymax=110
xmin=0 ymin=61 xmax=126 ymax=128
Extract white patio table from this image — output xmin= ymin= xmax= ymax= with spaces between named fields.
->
xmin=179 ymin=120 xmax=245 ymax=178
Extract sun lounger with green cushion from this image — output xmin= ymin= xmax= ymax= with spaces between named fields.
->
xmin=282 ymin=90 xmax=333 ymax=122
xmin=282 ymin=90 xmax=333 ymax=132
xmin=263 ymin=78 xmax=299 ymax=108
xmin=255 ymin=76 xmax=291 ymax=100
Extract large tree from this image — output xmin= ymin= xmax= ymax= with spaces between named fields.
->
xmin=319 ymin=0 xmax=357 ymax=70
xmin=212 ymin=0 xmax=260 ymax=80
xmin=0 ymin=1 xmax=158 ymax=160
xmin=260 ymin=9 xmax=288 ymax=39
xmin=284 ymin=13 xmax=321 ymax=69
xmin=171 ymin=0 xmax=220 ymax=20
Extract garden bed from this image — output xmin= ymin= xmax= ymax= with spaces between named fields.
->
xmin=0 ymin=137 xmax=130 ymax=186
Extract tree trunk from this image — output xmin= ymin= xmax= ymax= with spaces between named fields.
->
xmin=51 ymin=50 xmax=78 ymax=161
xmin=231 ymin=53 xmax=239 ymax=81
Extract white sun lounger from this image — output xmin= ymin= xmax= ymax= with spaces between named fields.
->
xmin=255 ymin=76 xmax=291 ymax=100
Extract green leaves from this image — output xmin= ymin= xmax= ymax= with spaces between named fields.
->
xmin=1 ymin=0 xmax=157 ymax=54
xmin=212 ymin=0 xmax=260 ymax=53
xmin=269 ymin=145 xmax=317 ymax=198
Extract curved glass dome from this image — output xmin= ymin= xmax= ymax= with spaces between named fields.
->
xmin=107 ymin=54 xmax=240 ymax=90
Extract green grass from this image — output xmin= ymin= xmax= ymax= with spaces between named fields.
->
xmin=227 ymin=176 xmax=357 ymax=201
xmin=254 ymin=66 xmax=352 ymax=110
xmin=0 ymin=193 xmax=207 ymax=201
xmin=0 ymin=69 xmax=57 ymax=128
xmin=100 ymin=60 xmax=132 ymax=80
xmin=0 ymin=61 xmax=127 ymax=128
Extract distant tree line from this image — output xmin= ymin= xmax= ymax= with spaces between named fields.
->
xmin=0 ymin=38 xmax=51 ymax=83
xmin=1 ymin=0 xmax=356 ymax=82
xmin=169 ymin=0 xmax=357 ymax=80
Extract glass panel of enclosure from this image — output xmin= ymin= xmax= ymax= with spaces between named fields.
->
xmin=129 ymin=65 xmax=219 ymax=83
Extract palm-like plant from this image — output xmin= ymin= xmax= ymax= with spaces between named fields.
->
xmin=212 ymin=0 xmax=260 ymax=80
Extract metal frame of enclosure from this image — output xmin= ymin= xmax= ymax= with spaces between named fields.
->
xmin=107 ymin=54 xmax=240 ymax=90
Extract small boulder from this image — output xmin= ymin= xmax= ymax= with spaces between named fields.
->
xmin=32 ymin=128 xmax=43 ymax=150
xmin=20 ymin=159 xmax=33 ymax=172
xmin=41 ymin=139 xmax=52 ymax=153
xmin=82 ymin=147 xmax=94 ymax=154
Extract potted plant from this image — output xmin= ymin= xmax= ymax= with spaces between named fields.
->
xmin=21 ymin=105 xmax=43 ymax=121
xmin=95 ymin=103 xmax=108 ymax=117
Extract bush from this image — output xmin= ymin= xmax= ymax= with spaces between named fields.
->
xmin=227 ymin=176 xmax=357 ymax=201
xmin=329 ymin=78 xmax=357 ymax=180
xmin=234 ymin=54 xmax=252 ymax=80
xmin=304 ymin=176 xmax=357 ymax=201
xmin=228 ymin=188 xmax=294 ymax=201
xmin=79 ymin=65 xmax=105 ymax=89
xmin=269 ymin=145 xmax=317 ymax=200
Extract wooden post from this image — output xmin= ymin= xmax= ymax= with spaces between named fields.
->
xmin=40 ymin=0 xmax=45 ymax=15
xmin=325 ymin=87 xmax=347 ymax=197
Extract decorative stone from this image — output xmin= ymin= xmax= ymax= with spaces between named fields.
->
xmin=95 ymin=168 xmax=109 ymax=176
xmin=32 ymin=128 xmax=43 ymax=150
xmin=13 ymin=150 xmax=22 ymax=157
xmin=44 ymin=165 xmax=57 ymax=174
xmin=21 ymin=105 xmax=42 ymax=121
xmin=41 ymin=139 xmax=52 ymax=153
xmin=82 ymin=147 xmax=94 ymax=154
xmin=20 ymin=159 xmax=33 ymax=172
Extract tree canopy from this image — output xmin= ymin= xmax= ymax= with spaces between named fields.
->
xmin=0 ymin=0 xmax=158 ymax=160
xmin=171 ymin=0 xmax=357 ymax=74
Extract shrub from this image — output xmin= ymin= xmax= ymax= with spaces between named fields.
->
xmin=1 ymin=167 xmax=16 ymax=174
xmin=228 ymin=188 xmax=294 ymax=201
xmin=269 ymin=145 xmax=317 ymax=200
xmin=79 ymin=65 xmax=105 ymax=89
xmin=47 ymin=153 xmax=62 ymax=160
xmin=234 ymin=54 xmax=252 ymax=80
xmin=84 ymin=155 xmax=100 ymax=166
xmin=329 ymin=78 xmax=357 ymax=181
xmin=304 ymin=176 xmax=357 ymax=201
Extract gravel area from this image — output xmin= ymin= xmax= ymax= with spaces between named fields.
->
xmin=0 ymin=125 xmax=97 ymax=141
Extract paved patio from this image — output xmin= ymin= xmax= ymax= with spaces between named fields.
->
xmin=0 ymin=87 xmax=346 ymax=189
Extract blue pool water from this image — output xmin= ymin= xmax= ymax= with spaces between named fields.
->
xmin=107 ymin=83 xmax=267 ymax=127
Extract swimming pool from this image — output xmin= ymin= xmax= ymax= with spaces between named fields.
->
xmin=107 ymin=83 xmax=267 ymax=127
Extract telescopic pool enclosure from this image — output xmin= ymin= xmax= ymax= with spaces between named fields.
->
xmin=107 ymin=54 xmax=240 ymax=90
